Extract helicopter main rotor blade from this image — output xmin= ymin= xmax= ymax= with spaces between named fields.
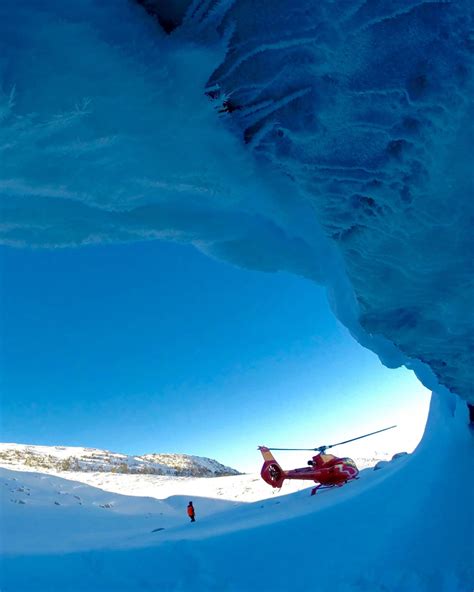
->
xmin=267 ymin=425 xmax=397 ymax=453
xmin=267 ymin=447 xmax=316 ymax=451
xmin=318 ymin=425 xmax=397 ymax=451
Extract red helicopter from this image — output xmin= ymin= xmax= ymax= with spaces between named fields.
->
xmin=259 ymin=425 xmax=396 ymax=495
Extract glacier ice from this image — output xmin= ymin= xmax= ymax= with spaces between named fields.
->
xmin=0 ymin=0 xmax=473 ymax=401
xmin=188 ymin=0 xmax=474 ymax=401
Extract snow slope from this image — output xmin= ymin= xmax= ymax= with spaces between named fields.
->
xmin=0 ymin=468 xmax=242 ymax=555
xmin=1 ymin=0 xmax=472 ymax=400
xmin=1 ymin=393 xmax=472 ymax=591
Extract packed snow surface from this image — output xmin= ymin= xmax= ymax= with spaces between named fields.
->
xmin=1 ymin=392 xmax=472 ymax=591
xmin=1 ymin=0 xmax=473 ymax=400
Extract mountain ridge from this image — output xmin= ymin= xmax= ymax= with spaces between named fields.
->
xmin=0 ymin=443 xmax=240 ymax=477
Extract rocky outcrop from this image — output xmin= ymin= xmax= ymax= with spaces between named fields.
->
xmin=0 ymin=444 xmax=239 ymax=477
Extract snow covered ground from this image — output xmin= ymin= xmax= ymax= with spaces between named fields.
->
xmin=0 ymin=466 xmax=320 ymax=556
xmin=0 ymin=442 xmax=397 ymax=511
xmin=1 ymin=392 xmax=472 ymax=591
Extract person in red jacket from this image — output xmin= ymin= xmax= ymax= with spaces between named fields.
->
xmin=187 ymin=501 xmax=195 ymax=522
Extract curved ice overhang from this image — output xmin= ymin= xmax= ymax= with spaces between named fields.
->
xmin=0 ymin=0 xmax=473 ymax=402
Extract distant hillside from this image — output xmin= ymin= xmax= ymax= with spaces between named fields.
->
xmin=0 ymin=443 xmax=240 ymax=477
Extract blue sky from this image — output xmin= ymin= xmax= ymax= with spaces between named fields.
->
xmin=0 ymin=241 xmax=430 ymax=472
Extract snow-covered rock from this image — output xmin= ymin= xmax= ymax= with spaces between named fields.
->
xmin=0 ymin=443 xmax=239 ymax=477
xmin=373 ymin=451 xmax=409 ymax=470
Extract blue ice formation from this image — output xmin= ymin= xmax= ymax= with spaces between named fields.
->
xmin=0 ymin=0 xmax=473 ymax=401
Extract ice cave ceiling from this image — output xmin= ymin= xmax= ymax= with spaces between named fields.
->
xmin=1 ymin=0 xmax=473 ymax=402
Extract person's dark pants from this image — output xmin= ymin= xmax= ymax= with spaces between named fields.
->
xmin=190 ymin=516 xmax=195 ymax=522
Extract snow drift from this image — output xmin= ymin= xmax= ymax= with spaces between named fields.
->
xmin=0 ymin=0 xmax=473 ymax=401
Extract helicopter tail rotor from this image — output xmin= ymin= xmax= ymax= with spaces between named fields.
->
xmin=258 ymin=446 xmax=285 ymax=488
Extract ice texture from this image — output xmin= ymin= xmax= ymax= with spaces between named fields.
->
xmin=196 ymin=0 xmax=474 ymax=401
xmin=0 ymin=0 xmax=472 ymax=400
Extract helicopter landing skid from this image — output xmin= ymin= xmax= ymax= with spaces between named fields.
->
xmin=311 ymin=479 xmax=357 ymax=496
xmin=311 ymin=484 xmax=337 ymax=496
